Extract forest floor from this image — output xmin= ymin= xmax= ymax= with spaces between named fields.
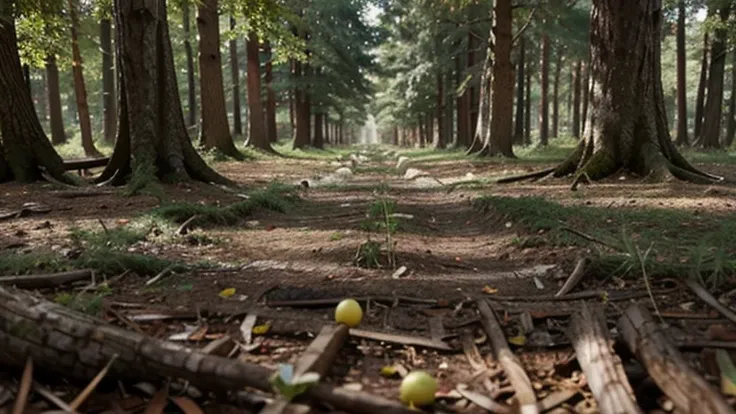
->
xmin=2 ymin=141 xmax=736 ymax=413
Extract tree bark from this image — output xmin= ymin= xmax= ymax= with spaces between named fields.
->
xmin=245 ymin=32 xmax=273 ymax=152
xmin=535 ymin=0 xmax=721 ymax=185
xmin=183 ymin=3 xmax=196 ymax=128
xmin=552 ymin=50 xmax=562 ymax=139
xmin=45 ymin=54 xmax=67 ymax=145
xmin=581 ymin=61 xmax=590 ymax=135
xmin=467 ymin=33 xmax=478 ymax=140
xmin=455 ymin=38 xmax=469 ymax=148
xmin=196 ymin=0 xmax=240 ymax=158
xmin=524 ymin=62 xmax=532 ymax=146
xmin=264 ymin=42 xmax=278 ymax=144
xmin=539 ymin=33 xmax=550 ymax=146
xmin=435 ymin=72 xmax=446 ymax=148
xmin=0 ymin=16 xmax=69 ymax=183
xmin=675 ymin=0 xmax=688 ymax=146
xmin=313 ymin=112 xmax=324 ymax=149
xmin=488 ymin=0 xmax=514 ymax=157
xmin=229 ymin=16 xmax=242 ymax=137
xmin=514 ymin=36 xmax=526 ymax=145
xmin=572 ymin=60 xmax=582 ymax=138
xmin=726 ymin=51 xmax=736 ymax=147
xmin=694 ymin=32 xmax=709 ymax=140
xmin=101 ymin=18 xmax=117 ymax=145
xmin=293 ymin=60 xmax=311 ymax=149
xmin=698 ymin=5 xmax=731 ymax=149
xmin=68 ymin=0 xmax=101 ymax=157
xmin=98 ymin=0 xmax=231 ymax=186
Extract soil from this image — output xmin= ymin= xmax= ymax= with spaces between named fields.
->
xmin=1 ymin=150 xmax=735 ymax=413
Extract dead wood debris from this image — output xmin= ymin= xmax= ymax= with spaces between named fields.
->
xmin=555 ymin=257 xmax=591 ymax=297
xmin=0 ymin=269 xmax=93 ymax=289
xmin=618 ymin=304 xmax=732 ymax=414
xmin=684 ymin=278 xmax=736 ymax=325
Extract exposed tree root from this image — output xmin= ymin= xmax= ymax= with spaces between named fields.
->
xmin=495 ymin=168 xmax=556 ymax=184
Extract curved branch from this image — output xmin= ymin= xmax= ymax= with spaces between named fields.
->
xmin=512 ymin=3 xmax=539 ymax=45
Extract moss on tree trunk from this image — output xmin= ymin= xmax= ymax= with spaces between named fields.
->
xmin=98 ymin=0 xmax=231 ymax=187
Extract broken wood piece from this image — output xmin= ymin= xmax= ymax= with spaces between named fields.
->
xmin=428 ymin=316 xmax=446 ymax=342
xmin=684 ymin=278 xmax=736 ymax=325
xmin=0 ymin=285 xmax=415 ymax=414
xmin=200 ymin=335 xmax=236 ymax=357
xmin=260 ymin=324 xmax=350 ymax=414
xmin=567 ymin=302 xmax=640 ymax=414
xmin=145 ymin=265 xmax=176 ymax=286
xmin=241 ymin=314 xmax=258 ymax=345
xmin=475 ymin=299 xmax=538 ymax=414
xmin=455 ymin=385 xmax=511 ymax=414
xmin=536 ymin=389 xmax=578 ymax=412
xmin=555 ymin=257 xmax=590 ymax=297
xmin=176 ymin=215 xmax=201 ymax=236
xmin=69 ymin=354 xmax=119 ymax=410
xmin=12 ymin=357 xmax=33 ymax=414
xmin=0 ymin=269 xmax=93 ymax=289
xmin=618 ymin=304 xmax=732 ymax=414
xmin=349 ymin=328 xmax=453 ymax=351
xmin=32 ymin=381 xmax=76 ymax=412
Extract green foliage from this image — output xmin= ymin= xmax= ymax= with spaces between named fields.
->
xmin=70 ymin=226 xmax=147 ymax=248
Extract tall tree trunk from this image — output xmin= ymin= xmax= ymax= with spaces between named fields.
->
xmin=68 ymin=0 xmax=101 ymax=157
xmin=0 ymin=16 xmax=69 ymax=183
xmin=726 ymin=51 xmax=736 ymax=147
xmin=196 ymin=0 xmax=240 ymax=158
xmin=467 ymin=33 xmax=478 ymax=140
xmin=542 ymin=0 xmax=718 ymax=185
xmin=455 ymin=39 xmax=469 ymax=148
xmin=183 ymin=3 xmax=196 ymax=128
xmin=101 ymin=18 xmax=117 ymax=144
xmin=675 ymin=0 xmax=688 ymax=146
xmin=488 ymin=0 xmax=514 ymax=156
xmin=552 ymin=50 xmax=562 ymax=138
xmin=436 ymin=72 xmax=446 ymax=148
xmin=37 ymin=68 xmax=48 ymax=130
xmin=229 ymin=16 xmax=242 ymax=136
xmin=313 ymin=112 xmax=324 ymax=149
xmin=289 ymin=77 xmax=295 ymax=137
xmin=292 ymin=62 xmax=311 ymax=149
xmin=581 ymin=61 xmax=590 ymax=135
xmin=22 ymin=63 xmax=30 ymax=93
xmin=524 ymin=63 xmax=532 ymax=146
xmin=699 ymin=5 xmax=731 ymax=149
xmin=572 ymin=60 xmax=582 ymax=138
xmin=45 ymin=54 xmax=66 ymax=145
xmin=694 ymin=32 xmax=709 ymax=139
xmin=98 ymin=0 xmax=230 ymax=186
xmin=514 ymin=36 xmax=525 ymax=144
xmin=245 ymin=32 xmax=271 ymax=152
xmin=539 ymin=33 xmax=550 ymax=145
xmin=264 ymin=42 xmax=278 ymax=144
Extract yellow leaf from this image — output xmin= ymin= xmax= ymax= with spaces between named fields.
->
xmin=252 ymin=323 xmax=271 ymax=335
xmin=219 ymin=288 xmax=236 ymax=298
xmin=482 ymin=285 xmax=498 ymax=295
xmin=508 ymin=335 xmax=526 ymax=346
xmin=380 ymin=365 xmax=398 ymax=377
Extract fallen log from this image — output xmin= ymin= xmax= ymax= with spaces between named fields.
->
xmin=260 ymin=324 xmax=349 ymax=414
xmin=476 ymin=299 xmax=538 ymax=414
xmin=567 ymin=302 xmax=640 ymax=414
xmin=0 ymin=269 xmax=93 ymax=289
xmin=0 ymin=286 xmax=415 ymax=414
xmin=618 ymin=304 xmax=733 ymax=414
xmin=63 ymin=157 xmax=110 ymax=171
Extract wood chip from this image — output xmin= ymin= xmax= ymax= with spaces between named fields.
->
xmin=350 ymin=328 xmax=453 ymax=351
xmin=240 ymin=314 xmax=258 ymax=345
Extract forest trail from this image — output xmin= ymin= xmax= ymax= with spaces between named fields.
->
xmin=2 ymin=149 xmax=736 ymax=412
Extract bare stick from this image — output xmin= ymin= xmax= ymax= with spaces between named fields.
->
xmin=12 ymin=357 xmax=33 ymax=414
xmin=567 ymin=302 xmax=640 ymax=414
xmin=559 ymin=227 xmax=620 ymax=250
xmin=555 ymin=257 xmax=590 ymax=297
xmin=267 ymin=296 xmax=443 ymax=308
xmin=0 ymin=269 xmax=93 ymax=289
xmin=475 ymin=299 xmax=538 ymax=414
xmin=176 ymin=215 xmax=201 ymax=236
xmin=618 ymin=304 xmax=732 ymax=414
xmin=145 ymin=264 xmax=176 ymax=286
xmin=349 ymin=328 xmax=453 ymax=351
xmin=33 ymin=381 xmax=76 ymax=412
xmin=684 ymin=278 xmax=736 ymax=325
xmin=69 ymin=354 xmax=119 ymax=410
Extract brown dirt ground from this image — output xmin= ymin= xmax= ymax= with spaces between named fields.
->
xmin=1 ymin=154 xmax=736 ymax=413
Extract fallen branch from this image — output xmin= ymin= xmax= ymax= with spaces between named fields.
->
xmin=567 ymin=302 xmax=640 ymax=414
xmin=176 ymin=215 xmax=201 ymax=236
xmin=350 ymin=328 xmax=453 ymax=351
xmin=495 ymin=167 xmax=556 ymax=184
xmin=684 ymin=278 xmax=736 ymax=325
xmin=559 ymin=227 xmax=620 ymax=250
xmin=260 ymin=324 xmax=349 ymax=414
xmin=555 ymin=257 xmax=590 ymax=297
xmin=487 ymin=287 xmax=676 ymax=302
xmin=617 ymin=304 xmax=732 ymax=414
xmin=0 ymin=269 xmax=93 ymax=289
xmin=267 ymin=296 xmax=445 ymax=308
xmin=50 ymin=189 xmax=116 ymax=199
xmin=0 ymin=286 xmax=415 ymax=414
xmin=475 ymin=299 xmax=538 ymax=414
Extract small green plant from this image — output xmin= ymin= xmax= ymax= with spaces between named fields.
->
xmin=122 ymin=157 xmax=164 ymax=198
xmin=329 ymin=232 xmax=345 ymax=241
xmin=355 ymin=240 xmax=382 ymax=268
xmin=356 ymin=185 xmax=400 ymax=269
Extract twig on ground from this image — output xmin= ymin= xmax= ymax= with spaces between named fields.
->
xmin=559 ymin=227 xmax=620 ymax=250
xmin=12 ymin=357 xmax=33 ymax=414
xmin=487 ymin=287 xmax=677 ymax=302
xmin=145 ymin=265 xmax=176 ymax=286
xmin=98 ymin=218 xmax=109 ymax=235
xmin=475 ymin=299 xmax=538 ymax=414
xmin=266 ymin=296 xmax=445 ymax=308
xmin=176 ymin=215 xmax=201 ymax=236
xmin=0 ymin=269 xmax=93 ymax=289
xmin=618 ymin=304 xmax=732 ymax=414
xmin=456 ymin=385 xmax=511 ymax=414
xmin=635 ymin=243 xmax=664 ymax=324
xmin=536 ymin=389 xmax=578 ymax=412
xmin=33 ymin=381 xmax=76 ymax=412
xmin=684 ymin=278 xmax=736 ymax=325
xmin=555 ymin=257 xmax=591 ymax=297
xmin=350 ymin=328 xmax=453 ymax=351
xmin=69 ymin=354 xmax=119 ymax=411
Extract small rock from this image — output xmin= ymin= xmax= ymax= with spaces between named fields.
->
xmin=396 ymin=156 xmax=412 ymax=175
xmin=403 ymin=168 xmax=428 ymax=180
xmin=334 ymin=167 xmax=353 ymax=177
xmin=392 ymin=266 xmax=408 ymax=279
